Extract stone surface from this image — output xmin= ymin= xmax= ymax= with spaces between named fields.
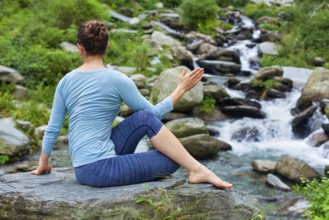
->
xmin=266 ymin=174 xmax=291 ymax=191
xmin=203 ymin=85 xmax=229 ymax=102
xmin=60 ymin=42 xmax=79 ymax=53
xmin=161 ymin=112 xmax=187 ymax=122
xmin=258 ymin=42 xmax=280 ymax=55
xmin=109 ymin=10 xmax=131 ymax=22
xmin=35 ymin=125 xmax=48 ymax=140
xmin=198 ymin=60 xmax=241 ymax=74
xmin=171 ymin=46 xmax=194 ymax=69
xmin=232 ymin=126 xmax=261 ymax=142
xmin=13 ymin=85 xmax=28 ymax=99
xmin=291 ymin=105 xmax=317 ymax=138
xmin=297 ymin=68 xmax=329 ymax=110
xmin=179 ymin=134 xmax=231 ymax=159
xmin=276 ymin=155 xmax=322 ymax=183
xmin=0 ymin=118 xmax=30 ymax=160
xmin=150 ymin=66 xmax=203 ymax=112
xmin=151 ymin=31 xmax=181 ymax=47
xmin=305 ymin=130 xmax=329 ymax=147
xmin=130 ymin=74 xmax=147 ymax=89
xmin=252 ymin=160 xmax=277 ymax=173
xmin=254 ymin=66 xmax=283 ymax=81
xmin=165 ymin=118 xmax=208 ymax=138
xmin=221 ymin=105 xmax=265 ymax=119
xmin=0 ymin=65 xmax=24 ymax=83
xmin=322 ymin=123 xmax=329 ymax=135
xmin=0 ymin=169 xmax=261 ymax=220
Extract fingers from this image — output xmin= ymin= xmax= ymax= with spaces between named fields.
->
xmin=181 ymin=68 xmax=187 ymax=77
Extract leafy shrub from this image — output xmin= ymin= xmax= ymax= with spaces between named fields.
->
xmin=217 ymin=0 xmax=248 ymax=7
xmin=45 ymin=0 xmax=108 ymax=29
xmin=200 ymin=97 xmax=216 ymax=114
xmin=0 ymin=155 xmax=9 ymax=165
xmin=294 ymin=176 xmax=329 ymax=219
xmin=179 ymin=0 xmax=219 ymax=33
xmin=244 ymin=3 xmax=278 ymax=20
xmin=0 ymin=91 xmax=16 ymax=116
xmin=13 ymin=101 xmax=50 ymax=127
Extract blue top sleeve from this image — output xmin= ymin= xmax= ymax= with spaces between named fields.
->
xmin=42 ymin=81 xmax=67 ymax=155
xmin=116 ymin=74 xmax=173 ymax=119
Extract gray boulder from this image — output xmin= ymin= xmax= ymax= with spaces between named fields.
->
xmin=297 ymin=68 xmax=329 ymax=111
xmin=198 ymin=60 xmax=241 ymax=74
xmin=232 ymin=126 xmax=261 ymax=142
xmin=179 ymin=134 xmax=231 ymax=159
xmin=258 ymin=42 xmax=281 ymax=55
xmin=254 ymin=66 xmax=283 ymax=81
xmin=252 ymin=160 xmax=277 ymax=173
xmin=165 ymin=118 xmax=208 ymax=138
xmin=291 ymin=105 xmax=317 ymax=138
xmin=192 ymin=106 xmax=229 ymax=122
xmin=151 ymin=31 xmax=181 ymax=47
xmin=130 ymin=74 xmax=147 ymax=89
xmin=171 ymin=46 xmax=194 ymax=68
xmin=0 ymin=118 xmax=30 ymax=160
xmin=13 ymin=85 xmax=28 ymax=99
xmin=305 ymin=130 xmax=329 ymax=147
xmin=150 ymin=66 xmax=203 ymax=112
xmin=0 ymin=169 xmax=261 ymax=220
xmin=266 ymin=174 xmax=291 ymax=191
xmin=0 ymin=65 xmax=24 ymax=83
xmin=221 ymin=106 xmax=265 ymax=119
xmin=203 ymin=85 xmax=229 ymax=102
xmin=276 ymin=155 xmax=322 ymax=183
xmin=59 ymin=42 xmax=79 ymax=53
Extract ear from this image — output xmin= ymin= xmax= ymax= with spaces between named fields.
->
xmin=77 ymin=43 xmax=85 ymax=55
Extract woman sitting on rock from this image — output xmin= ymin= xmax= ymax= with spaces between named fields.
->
xmin=31 ymin=20 xmax=232 ymax=189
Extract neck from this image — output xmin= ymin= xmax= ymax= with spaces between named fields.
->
xmin=77 ymin=55 xmax=105 ymax=71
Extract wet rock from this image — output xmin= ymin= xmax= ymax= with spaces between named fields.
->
xmin=60 ymin=42 xmax=79 ymax=53
xmin=151 ymin=31 xmax=181 ymax=47
xmin=0 ymin=169 xmax=260 ymax=220
xmin=305 ymin=130 xmax=329 ymax=147
xmin=259 ymin=42 xmax=280 ymax=55
xmin=219 ymin=97 xmax=262 ymax=109
xmin=150 ymin=66 xmax=203 ymax=112
xmin=221 ymin=106 xmax=265 ymax=119
xmin=191 ymin=106 xmax=229 ymax=122
xmin=254 ymin=66 xmax=283 ymax=81
xmin=227 ymin=78 xmax=241 ymax=88
xmin=313 ymin=57 xmax=325 ymax=67
xmin=179 ymin=134 xmax=231 ymax=159
xmin=171 ymin=46 xmax=194 ymax=69
xmin=203 ymin=85 xmax=229 ymax=102
xmin=276 ymin=155 xmax=322 ymax=183
xmin=323 ymin=143 xmax=329 ymax=158
xmin=197 ymin=60 xmax=241 ymax=75
xmin=322 ymin=124 xmax=329 ymax=135
xmin=165 ymin=118 xmax=208 ymax=138
xmin=267 ymin=88 xmax=286 ymax=99
xmin=54 ymin=135 xmax=69 ymax=150
xmin=15 ymin=120 xmax=32 ymax=131
xmin=297 ymin=68 xmax=329 ymax=111
xmin=291 ymin=105 xmax=317 ymax=138
xmin=232 ymin=127 xmax=261 ymax=142
xmin=325 ymin=165 xmax=329 ymax=175
xmin=266 ymin=174 xmax=291 ymax=191
xmin=162 ymin=112 xmax=187 ymax=122
xmin=0 ymin=65 xmax=24 ymax=83
xmin=186 ymin=39 xmax=204 ymax=51
xmin=207 ymin=127 xmax=220 ymax=137
xmin=196 ymin=43 xmax=219 ymax=55
xmin=0 ymin=118 xmax=30 ymax=160
xmin=110 ymin=29 xmax=138 ymax=34
xmin=159 ymin=13 xmax=180 ymax=29
xmin=252 ymin=160 xmax=277 ymax=173
xmin=130 ymin=74 xmax=147 ymax=89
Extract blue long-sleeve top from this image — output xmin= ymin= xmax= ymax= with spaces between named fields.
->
xmin=42 ymin=68 xmax=173 ymax=167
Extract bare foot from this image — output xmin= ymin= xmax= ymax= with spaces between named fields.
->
xmin=188 ymin=165 xmax=233 ymax=189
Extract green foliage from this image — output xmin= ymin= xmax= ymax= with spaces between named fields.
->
xmin=217 ymin=0 xmax=248 ymax=7
xmin=0 ymin=155 xmax=9 ymax=165
xmin=0 ymin=91 xmax=16 ymax=116
xmin=46 ymin=0 xmax=108 ymax=29
xmin=294 ymin=176 xmax=329 ymax=219
xmin=179 ymin=0 xmax=219 ymax=33
xmin=244 ymin=3 xmax=279 ymax=20
xmin=13 ymin=102 xmax=50 ymax=127
xmin=260 ymin=23 xmax=279 ymax=31
xmin=200 ymin=97 xmax=216 ymax=114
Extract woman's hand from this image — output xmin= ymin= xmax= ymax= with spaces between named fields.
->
xmin=178 ymin=67 xmax=204 ymax=92
xmin=30 ymin=152 xmax=52 ymax=175
xmin=170 ymin=67 xmax=204 ymax=108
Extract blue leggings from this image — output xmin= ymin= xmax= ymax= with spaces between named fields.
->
xmin=74 ymin=110 xmax=180 ymax=187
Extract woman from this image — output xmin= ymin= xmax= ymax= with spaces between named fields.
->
xmin=31 ymin=20 xmax=232 ymax=189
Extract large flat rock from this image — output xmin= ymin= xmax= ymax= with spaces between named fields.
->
xmin=0 ymin=168 xmax=261 ymax=219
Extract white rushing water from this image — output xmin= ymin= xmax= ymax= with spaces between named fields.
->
xmin=211 ymin=80 xmax=329 ymax=172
